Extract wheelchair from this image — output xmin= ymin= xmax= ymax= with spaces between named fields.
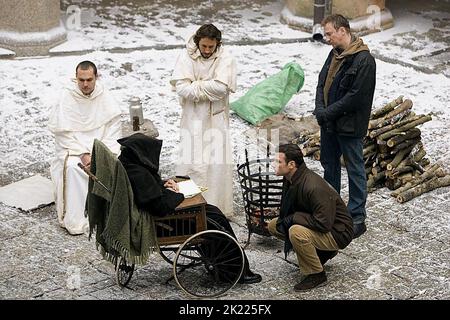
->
xmin=81 ymin=159 xmax=244 ymax=298
xmin=116 ymin=194 xmax=245 ymax=298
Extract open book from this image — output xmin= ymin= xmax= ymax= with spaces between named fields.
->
xmin=177 ymin=179 xmax=202 ymax=198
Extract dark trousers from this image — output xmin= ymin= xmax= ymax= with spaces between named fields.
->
xmin=205 ymin=204 xmax=252 ymax=276
xmin=320 ymin=129 xmax=367 ymax=224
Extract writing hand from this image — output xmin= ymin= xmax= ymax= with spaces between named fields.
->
xmin=164 ymin=179 xmax=179 ymax=192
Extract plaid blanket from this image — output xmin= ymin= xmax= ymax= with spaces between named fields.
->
xmin=86 ymin=139 xmax=158 ymax=265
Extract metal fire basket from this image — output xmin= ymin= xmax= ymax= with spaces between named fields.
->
xmin=237 ymin=146 xmax=283 ymax=246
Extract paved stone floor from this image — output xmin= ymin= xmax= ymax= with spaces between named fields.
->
xmin=1 ymin=155 xmax=449 ymax=301
xmin=0 ymin=0 xmax=449 ymax=302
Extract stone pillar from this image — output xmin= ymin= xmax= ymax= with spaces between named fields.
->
xmin=0 ymin=0 xmax=66 ymax=56
xmin=286 ymin=0 xmax=315 ymax=18
xmin=282 ymin=0 xmax=394 ymax=35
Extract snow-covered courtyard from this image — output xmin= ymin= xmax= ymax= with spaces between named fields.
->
xmin=0 ymin=0 xmax=449 ymax=301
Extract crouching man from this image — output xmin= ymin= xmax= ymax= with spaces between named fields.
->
xmin=268 ymin=144 xmax=353 ymax=291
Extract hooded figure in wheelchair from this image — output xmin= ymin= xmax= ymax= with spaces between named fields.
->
xmin=117 ymin=133 xmax=261 ymax=285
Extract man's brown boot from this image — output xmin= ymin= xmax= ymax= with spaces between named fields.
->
xmin=294 ymin=271 xmax=327 ymax=291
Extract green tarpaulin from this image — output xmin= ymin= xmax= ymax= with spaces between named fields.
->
xmin=231 ymin=61 xmax=305 ymax=125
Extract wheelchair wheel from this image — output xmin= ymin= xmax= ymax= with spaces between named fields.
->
xmin=116 ymin=257 xmax=135 ymax=287
xmin=173 ymin=230 xmax=244 ymax=298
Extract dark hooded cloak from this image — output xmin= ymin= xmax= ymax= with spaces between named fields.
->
xmin=117 ymin=133 xmax=184 ymax=216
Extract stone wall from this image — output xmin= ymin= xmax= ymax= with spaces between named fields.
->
xmin=0 ymin=0 xmax=66 ymax=56
xmin=332 ymin=0 xmax=385 ymax=19
xmin=282 ymin=0 xmax=393 ymax=35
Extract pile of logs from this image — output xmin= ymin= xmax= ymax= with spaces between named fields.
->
xmin=295 ymin=131 xmax=321 ymax=161
xmin=295 ymin=96 xmax=450 ymax=203
xmin=365 ymin=96 xmax=450 ymax=203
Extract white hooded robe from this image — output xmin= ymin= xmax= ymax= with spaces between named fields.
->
xmin=170 ymin=35 xmax=237 ymax=217
xmin=48 ymin=82 xmax=121 ymax=234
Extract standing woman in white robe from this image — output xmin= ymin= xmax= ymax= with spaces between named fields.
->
xmin=170 ymin=24 xmax=237 ymax=218
xmin=48 ymin=61 xmax=122 ymax=235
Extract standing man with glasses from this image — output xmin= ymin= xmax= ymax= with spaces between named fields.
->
xmin=314 ymin=14 xmax=376 ymax=239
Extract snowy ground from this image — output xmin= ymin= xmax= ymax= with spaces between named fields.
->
xmin=1 ymin=41 xmax=449 ymax=183
xmin=1 ymin=1 xmax=449 ymax=185
xmin=54 ymin=0 xmax=307 ymax=53
xmin=0 ymin=0 xmax=449 ymax=301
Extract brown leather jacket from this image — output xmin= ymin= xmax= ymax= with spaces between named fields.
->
xmin=279 ymin=162 xmax=353 ymax=249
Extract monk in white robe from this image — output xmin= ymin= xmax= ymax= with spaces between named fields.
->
xmin=48 ymin=61 xmax=121 ymax=235
xmin=170 ymin=24 xmax=237 ymax=218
